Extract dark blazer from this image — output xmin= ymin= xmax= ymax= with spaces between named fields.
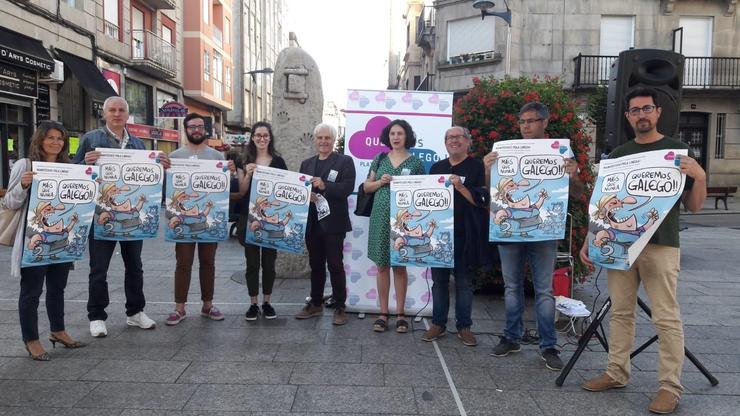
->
xmin=299 ymin=152 xmax=356 ymax=235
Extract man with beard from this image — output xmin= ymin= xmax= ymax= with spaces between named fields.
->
xmin=483 ymin=102 xmax=580 ymax=371
xmin=164 ymin=113 xmax=236 ymax=325
xmin=580 ymin=88 xmax=706 ymax=414
xmin=74 ymin=96 xmax=170 ymax=336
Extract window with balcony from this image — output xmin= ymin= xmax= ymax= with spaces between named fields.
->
xmin=62 ymin=0 xmax=84 ymax=9
xmin=204 ymin=50 xmax=210 ymax=81
xmin=446 ymin=17 xmax=495 ymax=64
xmin=104 ymin=0 xmax=121 ymax=40
xmin=213 ymin=52 xmax=223 ymax=100
xmin=680 ymin=16 xmax=713 ymax=87
xmin=597 ymin=16 xmax=634 ymax=83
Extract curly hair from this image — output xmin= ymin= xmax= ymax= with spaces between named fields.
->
xmin=380 ymin=119 xmax=416 ymax=149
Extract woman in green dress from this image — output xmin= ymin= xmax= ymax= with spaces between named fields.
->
xmin=363 ymin=120 xmax=425 ymax=333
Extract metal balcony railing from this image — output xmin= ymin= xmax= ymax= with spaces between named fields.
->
xmin=573 ymin=54 xmax=740 ymax=89
xmin=104 ymin=20 xmax=119 ymax=39
xmin=416 ymin=6 xmax=435 ymax=45
xmin=131 ymin=30 xmax=176 ymax=76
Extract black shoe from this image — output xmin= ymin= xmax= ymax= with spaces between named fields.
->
xmin=541 ymin=348 xmax=563 ymax=371
xmin=262 ymin=302 xmax=277 ymax=320
xmin=490 ymin=337 xmax=521 ymax=357
xmin=245 ymin=304 xmax=260 ymax=321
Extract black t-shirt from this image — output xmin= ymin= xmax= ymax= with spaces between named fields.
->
xmin=239 ymin=156 xmax=288 ymax=215
xmin=429 ymin=156 xmax=486 ymax=237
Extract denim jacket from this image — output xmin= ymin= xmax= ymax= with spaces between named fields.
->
xmin=72 ymin=126 xmax=145 ymax=164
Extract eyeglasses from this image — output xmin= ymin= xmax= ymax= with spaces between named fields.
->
xmin=627 ymin=105 xmax=657 ymax=116
xmin=518 ymin=118 xmax=543 ymax=126
xmin=186 ymin=125 xmax=206 ymax=131
xmin=445 ymin=134 xmax=467 ymax=142
xmin=253 ymin=134 xmax=270 ymax=140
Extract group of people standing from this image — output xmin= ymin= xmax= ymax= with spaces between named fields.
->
xmin=6 ymin=86 xmax=704 ymax=415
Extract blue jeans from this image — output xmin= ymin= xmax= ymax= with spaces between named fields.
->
xmin=431 ymin=235 xmax=473 ymax=329
xmin=498 ymin=240 xmax=557 ymax=350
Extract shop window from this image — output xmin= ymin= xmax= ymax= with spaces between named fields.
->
xmin=125 ymin=78 xmax=153 ymax=125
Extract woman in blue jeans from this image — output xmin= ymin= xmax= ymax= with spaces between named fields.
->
xmin=6 ymin=121 xmax=86 ymax=361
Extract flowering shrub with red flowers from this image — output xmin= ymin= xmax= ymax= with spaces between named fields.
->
xmin=455 ymin=76 xmax=596 ymax=283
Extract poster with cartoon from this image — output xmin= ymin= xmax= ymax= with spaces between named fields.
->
xmin=21 ymin=162 xmax=99 ymax=267
xmin=390 ymin=175 xmax=454 ymax=268
xmin=244 ymin=166 xmax=312 ymax=254
xmin=489 ymin=139 xmax=572 ymax=242
xmin=164 ymin=159 xmax=230 ymax=242
xmin=94 ymin=148 xmax=164 ymax=241
xmin=587 ymin=149 xmax=687 ymax=270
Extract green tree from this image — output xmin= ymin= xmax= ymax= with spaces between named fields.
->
xmin=454 ymin=76 xmax=596 ymax=282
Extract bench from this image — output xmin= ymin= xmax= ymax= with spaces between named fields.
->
xmin=706 ymin=186 xmax=737 ymax=210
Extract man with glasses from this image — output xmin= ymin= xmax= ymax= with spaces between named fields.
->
xmin=74 ymin=96 xmax=170 ymax=337
xmin=165 ymin=113 xmax=236 ymax=325
xmin=421 ymin=126 xmax=488 ymax=346
xmin=579 ymin=88 xmax=706 ymax=414
xmin=483 ymin=102 xmax=580 ymax=370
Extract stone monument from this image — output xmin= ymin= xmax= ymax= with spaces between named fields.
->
xmin=271 ymin=40 xmax=324 ymax=278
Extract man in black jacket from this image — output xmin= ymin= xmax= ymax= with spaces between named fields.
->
xmin=295 ymin=123 xmax=356 ymax=325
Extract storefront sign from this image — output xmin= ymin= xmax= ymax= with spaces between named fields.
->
xmin=0 ymin=45 xmax=53 ymax=72
xmin=126 ymin=123 xmax=179 ymax=142
xmin=0 ymin=62 xmax=38 ymax=99
xmin=158 ymin=101 xmax=188 ymax=118
xmin=36 ymin=84 xmax=50 ymax=121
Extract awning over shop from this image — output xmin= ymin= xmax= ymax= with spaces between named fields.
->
xmin=55 ymin=50 xmax=117 ymax=101
xmin=0 ymin=27 xmax=55 ymax=73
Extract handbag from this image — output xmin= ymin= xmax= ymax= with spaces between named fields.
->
xmin=0 ymin=159 xmax=31 ymax=246
xmin=354 ymin=153 xmax=387 ymax=217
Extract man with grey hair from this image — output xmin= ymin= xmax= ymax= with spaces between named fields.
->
xmin=483 ymin=102 xmax=580 ymax=370
xmin=421 ymin=126 xmax=488 ymax=346
xmin=74 ymin=96 xmax=170 ymax=337
xmin=295 ymin=123 xmax=356 ymax=325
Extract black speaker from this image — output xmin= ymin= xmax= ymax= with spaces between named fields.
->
xmin=605 ymin=49 xmax=684 ymax=150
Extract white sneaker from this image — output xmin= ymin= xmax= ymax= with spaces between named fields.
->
xmin=90 ymin=320 xmax=108 ymax=337
xmin=126 ymin=312 xmax=156 ymax=329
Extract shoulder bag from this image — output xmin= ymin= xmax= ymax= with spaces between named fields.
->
xmin=0 ymin=159 xmax=32 ymax=246
xmin=354 ymin=153 xmax=387 ymax=217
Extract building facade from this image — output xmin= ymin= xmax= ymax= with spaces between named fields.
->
xmin=392 ymin=0 xmax=740 ymax=187
xmin=0 ymin=0 xmax=184 ymax=187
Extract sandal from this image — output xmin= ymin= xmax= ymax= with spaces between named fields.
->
xmin=396 ymin=317 xmax=409 ymax=333
xmin=373 ymin=315 xmax=389 ymax=332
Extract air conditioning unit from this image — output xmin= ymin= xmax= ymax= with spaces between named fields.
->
xmin=39 ymin=59 xmax=64 ymax=83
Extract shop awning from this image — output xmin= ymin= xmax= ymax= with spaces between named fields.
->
xmin=0 ymin=27 xmax=55 ymax=73
xmin=55 ymin=50 xmax=117 ymax=101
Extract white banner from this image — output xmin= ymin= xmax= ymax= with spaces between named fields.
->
xmin=343 ymin=89 xmax=452 ymax=314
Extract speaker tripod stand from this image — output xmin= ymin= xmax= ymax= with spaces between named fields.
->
xmin=555 ymin=296 xmax=719 ymax=387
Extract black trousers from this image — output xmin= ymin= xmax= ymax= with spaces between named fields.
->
xmin=306 ymin=230 xmax=347 ymax=308
xmin=244 ymin=244 xmax=277 ymax=297
xmin=87 ymin=235 xmax=145 ymax=320
xmin=19 ymin=263 xmax=71 ymax=342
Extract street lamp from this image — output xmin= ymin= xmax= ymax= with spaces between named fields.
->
xmin=244 ymin=68 xmax=274 ymax=125
xmin=472 ymin=0 xmax=512 ymax=76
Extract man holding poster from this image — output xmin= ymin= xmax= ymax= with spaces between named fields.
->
xmin=164 ymin=113 xmax=234 ymax=325
xmin=74 ymin=97 xmax=170 ymax=337
xmin=484 ymin=102 xmax=580 ymax=370
xmin=421 ymin=126 xmax=488 ymax=347
xmin=580 ymin=88 xmax=706 ymax=414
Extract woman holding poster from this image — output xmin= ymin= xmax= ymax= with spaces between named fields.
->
xmin=236 ymin=122 xmax=288 ymax=321
xmin=363 ymin=119 xmax=425 ymax=333
xmin=6 ymin=121 xmax=86 ymax=361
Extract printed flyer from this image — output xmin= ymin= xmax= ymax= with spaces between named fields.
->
xmin=587 ymin=149 xmax=687 ymax=270
xmin=390 ymin=175 xmax=454 ymax=268
xmin=489 ymin=139 xmax=572 ymax=242
xmin=165 ymin=159 xmax=230 ymax=242
xmin=21 ymin=162 xmax=98 ymax=267
xmin=244 ymin=166 xmax=312 ymax=254
xmin=94 ymin=148 xmax=164 ymax=240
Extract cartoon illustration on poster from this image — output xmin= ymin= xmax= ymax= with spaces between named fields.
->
xmin=245 ymin=166 xmax=312 ymax=254
xmin=94 ymin=148 xmax=164 ymax=240
xmin=21 ymin=162 xmax=98 ymax=267
xmin=165 ymin=159 xmax=230 ymax=242
xmin=587 ymin=149 xmax=687 ymax=270
xmin=390 ymin=175 xmax=454 ymax=268
xmin=489 ymin=139 xmax=572 ymax=242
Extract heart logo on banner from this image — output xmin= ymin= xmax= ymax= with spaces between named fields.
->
xmin=559 ymin=146 xmax=568 ymax=154
xmin=343 ymin=242 xmax=352 ymax=253
xmin=352 ymin=249 xmax=363 ymax=260
xmin=422 ymin=269 xmax=432 ymax=280
xmin=299 ymin=175 xmax=306 ymax=182
xmin=664 ymin=151 xmax=676 ymax=160
xmin=348 ymin=294 xmax=360 ymax=305
xmin=550 ymin=141 xmax=560 ymax=149
xmin=359 ymin=97 xmax=370 ymax=107
xmin=375 ymin=92 xmax=386 ymax=102
xmin=405 ymin=297 xmax=416 ymax=307
xmin=429 ymin=93 xmax=440 ymax=104
xmin=421 ymin=291 xmax=431 ymax=303
xmin=349 ymin=91 xmax=360 ymax=101
xmin=344 ymin=264 xmax=351 ymax=275
xmin=437 ymin=176 xmax=446 ymax=183
xmin=439 ymin=101 xmax=450 ymax=111
xmin=365 ymin=288 xmax=378 ymax=300
xmin=402 ymin=93 xmax=413 ymax=103
xmin=384 ymin=98 xmax=397 ymax=109
xmin=407 ymin=276 xmax=416 ymax=285
xmin=367 ymin=265 xmax=378 ymax=276
xmin=412 ymin=100 xmax=423 ymax=110
xmin=216 ymin=162 xmax=224 ymax=168
xmin=353 ymin=228 xmax=364 ymax=238
xmin=91 ymin=173 xmax=98 ymax=180
xmin=149 ymin=152 xmax=157 ymax=159
xmin=350 ymin=272 xmax=362 ymax=283
xmin=85 ymin=167 xmax=93 ymax=175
